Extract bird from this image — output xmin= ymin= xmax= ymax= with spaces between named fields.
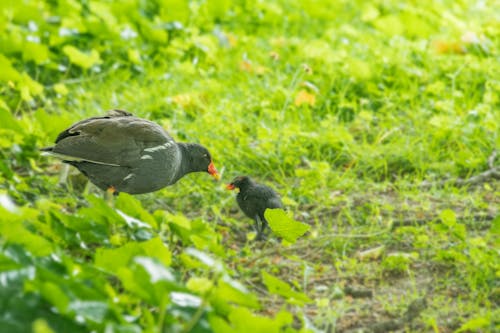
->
xmin=41 ymin=109 xmax=220 ymax=195
xmin=226 ymin=176 xmax=283 ymax=240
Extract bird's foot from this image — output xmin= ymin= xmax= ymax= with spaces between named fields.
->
xmin=105 ymin=186 xmax=118 ymax=207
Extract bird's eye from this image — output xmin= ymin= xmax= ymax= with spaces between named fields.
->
xmin=203 ymin=153 xmax=208 ymax=158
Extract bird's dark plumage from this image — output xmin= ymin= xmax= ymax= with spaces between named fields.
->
xmin=227 ymin=176 xmax=283 ymax=240
xmin=41 ymin=110 xmax=219 ymax=194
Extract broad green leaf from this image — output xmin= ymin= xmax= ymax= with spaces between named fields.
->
xmin=164 ymin=212 xmax=191 ymax=230
xmin=158 ymin=0 xmax=189 ymax=24
xmin=348 ymin=58 xmax=372 ymax=80
xmin=0 ymin=208 xmax=53 ymax=257
xmin=127 ymin=49 xmax=141 ymax=64
xmin=0 ymin=98 xmax=10 ymax=111
xmin=89 ymin=2 xmax=118 ymax=27
xmin=0 ymin=266 xmax=35 ymax=284
xmin=208 ymin=315 xmax=233 ymax=333
xmin=95 ymin=237 xmax=171 ymax=272
xmin=361 ymin=4 xmax=380 ymax=21
xmin=456 ymin=316 xmax=490 ymax=332
xmin=68 ymin=300 xmax=108 ymax=323
xmin=19 ymin=73 xmax=44 ymax=101
xmin=206 ymin=0 xmax=230 ymax=19
xmin=265 ymin=208 xmax=310 ymax=243
xmin=32 ymin=108 xmax=73 ymax=140
xmin=213 ymin=278 xmax=260 ymax=309
xmin=218 ymin=307 xmax=293 ymax=333
xmin=39 ymin=282 xmax=70 ymax=313
xmin=0 ymin=54 xmax=21 ymax=82
xmin=117 ymin=258 xmax=180 ymax=305
xmin=62 ymin=45 xmax=102 ymax=69
xmin=53 ymin=83 xmax=68 ymax=95
xmin=23 ymin=42 xmax=50 ymax=64
xmin=101 ymin=324 xmax=141 ymax=333
xmin=440 ymin=209 xmax=456 ymax=226
xmin=401 ymin=12 xmax=434 ymax=38
xmin=184 ymin=248 xmax=223 ymax=271
xmin=115 ymin=194 xmax=157 ymax=228
xmin=170 ymin=292 xmax=202 ymax=307
xmin=80 ymin=195 xmax=125 ymax=227
xmin=32 ymin=319 xmax=55 ymax=333
xmin=373 ymin=15 xmax=403 ymax=36
xmin=187 ymin=277 xmax=213 ymax=294
xmin=261 ymin=271 xmax=311 ymax=305
xmin=0 ymin=253 xmax=22 ymax=272
xmin=0 ymin=192 xmax=20 ymax=213
xmin=133 ymin=256 xmax=174 ymax=283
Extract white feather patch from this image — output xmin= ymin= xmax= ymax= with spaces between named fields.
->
xmin=141 ymin=154 xmax=153 ymax=160
xmin=41 ymin=151 xmax=120 ymax=166
xmin=123 ymin=173 xmax=135 ymax=181
xmin=143 ymin=141 xmax=174 ymax=153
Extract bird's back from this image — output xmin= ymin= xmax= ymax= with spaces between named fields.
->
xmin=237 ymin=183 xmax=282 ymax=219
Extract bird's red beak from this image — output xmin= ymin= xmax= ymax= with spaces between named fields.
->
xmin=226 ymin=183 xmax=235 ymax=190
xmin=208 ymin=161 xmax=220 ymax=180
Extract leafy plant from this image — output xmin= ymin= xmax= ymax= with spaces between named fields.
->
xmin=0 ymin=0 xmax=498 ymax=331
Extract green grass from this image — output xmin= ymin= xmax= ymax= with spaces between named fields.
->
xmin=0 ymin=0 xmax=499 ymax=332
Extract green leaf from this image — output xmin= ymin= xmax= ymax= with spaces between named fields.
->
xmin=0 ymin=206 xmax=53 ymax=257
xmin=214 ymin=307 xmax=294 ymax=333
xmin=440 ymin=209 xmax=456 ymax=226
xmin=116 ymin=257 xmax=180 ymax=305
xmin=187 ymin=277 xmax=213 ymax=294
xmin=490 ymin=215 xmax=500 ymax=235
xmin=33 ymin=108 xmax=74 ymax=141
xmin=0 ymin=98 xmax=10 ymax=112
xmin=0 ymin=54 xmax=21 ymax=82
xmin=67 ymin=300 xmax=108 ymax=323
xmin=53 ymin=83 xmax=68 ymax=96
xmin=19 ymin=73 xmax=44 ymax=101
xmin=456 ymin=316 xmax=490 ymax=332
xmin=184 ymin=248 xmax=223 ymax=272
xmin=213 ymin=278 xmax=260 ymax=309
xmin=261 ymin=271 xmax=311 ymax=305
xmin=0 ymin=109 xmax=22 ymax=131
xmin=32 ymin=319 xmax=55 ymax=333
xmin=170 ymin=291 xmax=202 ymax=307
xmin=62 ymin=45 xmax=102 ymax=69
xmin=115 ymin=194 xmax=157 ymax=228
xmin=95 ymin=237 xmax=171 ymax=272
xmin=127 ymin=49 xmax=141 ymax=64
xmin=265 ymin=208 xmax=310 ymax=243
xmin=133 ymin=256 xmax=175 ymax=283
xmin=79 ymin=195 xmax=126 ymax=227
xmin=373 ymin=15 xmax=403 ymax=36
xmin=23 ymin=42 xmax=50 ymax=64
xmin=158 ymin=0 xmax=190 ymax=24
xmin=39 ymin=282 xmax=70 ymax=313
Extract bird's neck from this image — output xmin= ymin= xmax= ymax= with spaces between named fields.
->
xmin=172 ymin=143 xmax=196 ymax=183
xmin=174 ymin=142 xmax=192 ymax=182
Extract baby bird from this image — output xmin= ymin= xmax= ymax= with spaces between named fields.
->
xmin=226 ymin=176 xmax=283 ymax=240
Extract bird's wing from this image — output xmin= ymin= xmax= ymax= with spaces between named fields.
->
xmin=245 ymin=186 xmax=283 ymax=211
xmin=49 ymin=115 xmax=174 ymax=166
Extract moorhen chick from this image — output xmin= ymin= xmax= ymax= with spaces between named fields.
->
xmin=226 ymin=176 xmax=283 ymax=240
xmin=41 ymin=110 xmax=220 ymax=195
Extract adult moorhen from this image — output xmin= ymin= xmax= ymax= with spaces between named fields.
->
xmin=41 ymin=110 xmax=220 ymax=195
xmin=227 ymin=176 xmax=283 ymax=240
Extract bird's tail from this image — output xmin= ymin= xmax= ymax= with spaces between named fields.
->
xmin=39 ymin=146 xmax=54 ymax=156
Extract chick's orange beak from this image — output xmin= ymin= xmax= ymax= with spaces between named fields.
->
xmin=208 ymin=161 xmax=220 ymax=181
xmin=226 ymin=183 xmax=235 ymax=190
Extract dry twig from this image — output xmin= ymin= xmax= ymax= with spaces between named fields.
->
xmin=419 ymin=149 xmax=500 ymax=189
